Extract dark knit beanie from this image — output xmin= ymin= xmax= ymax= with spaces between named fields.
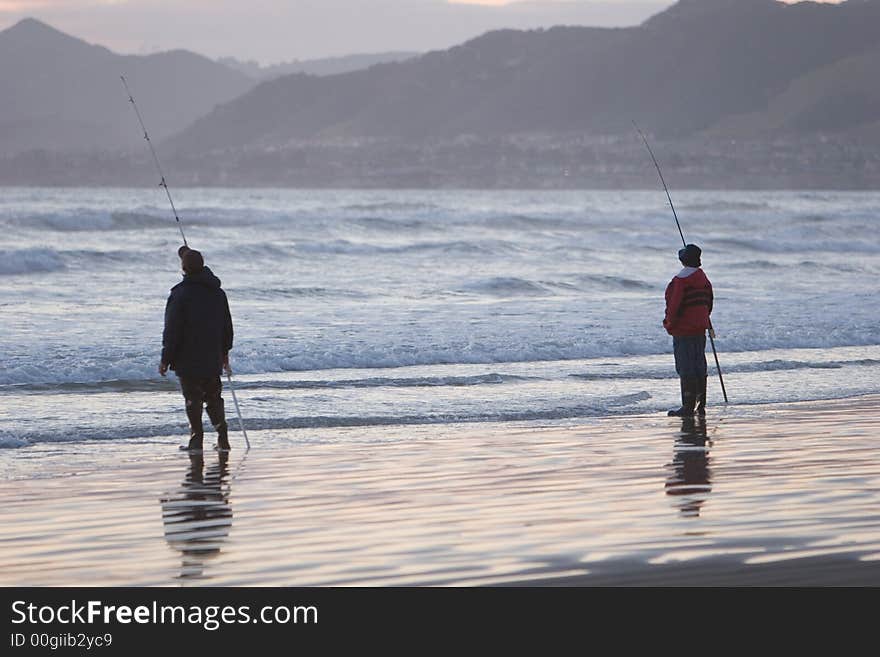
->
xmin=678 ymin=244 xmax=702 ymax=267
xmin=181 ymin=249 xmax=204 ymax=275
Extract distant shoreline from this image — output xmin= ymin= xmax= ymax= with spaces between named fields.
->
xmin=3 ymin=135 xmax=877 ymax=190
xmin=1 ymin=183 xmax=878 ymax=191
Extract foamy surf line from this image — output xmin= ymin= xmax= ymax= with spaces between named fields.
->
xmin=0 ymin=392 xmax=654 ymax=449
xmin=3 ymin=345 xmax=880 ymax=387
xmin=1 ymin=395 xmax=878 ymax=586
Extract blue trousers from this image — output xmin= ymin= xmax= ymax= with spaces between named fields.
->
xmin=673 ymin=335 xmax=707 ymax=377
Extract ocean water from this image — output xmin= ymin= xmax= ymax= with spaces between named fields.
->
xmin=1 ymin=187 xmax=879 ymax=463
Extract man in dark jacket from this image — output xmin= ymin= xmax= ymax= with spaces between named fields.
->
xmin=663 ymin=244 xmax=713 ymax=417
xmin=160 ymin=247 xmax=234 ymax=451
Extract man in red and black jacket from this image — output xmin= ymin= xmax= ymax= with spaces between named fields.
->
xmin=663 ymin=244 xmax=713 ymax=417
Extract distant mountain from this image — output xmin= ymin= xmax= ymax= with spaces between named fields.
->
xmin=3 ymin=2 xmax=880 ymax=189
xmin=0 ymin=18 xmax=255 ymax=155
xmin=708 ymin=44 xmax=880 ymax=141
xmin=171 ymin=0 xmax=880 ymax=155
xmin=218 ymin=52 xmax=420 ymax=80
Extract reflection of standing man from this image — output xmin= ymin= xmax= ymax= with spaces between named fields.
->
xmin=665 ymin=417 xmax=712 ymax=518
xmin=161 ymin=452 xmax=233 ymax=580
xmin=160 ymin=246 xmax=234 ymax=451
xmin=663 ymin=244 xmax=713 ymax=417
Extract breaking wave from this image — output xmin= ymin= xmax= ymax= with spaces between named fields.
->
xmin=0 ymin=248 xmax=65 ymax=276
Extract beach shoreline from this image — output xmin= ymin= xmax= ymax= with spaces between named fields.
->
xmin=2 ymin=394 xmax=878 ymax=587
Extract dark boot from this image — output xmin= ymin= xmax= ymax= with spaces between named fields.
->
xmin=206 ymin=392 xmax=230 ymax=451
xmin=184 ymin=399 xmax=204 ymax=450
xmin=695 ymin=376 xmax=708 ymax=416
xmin=668 ymin=377 xmax=698 ymax=417
xmin=215 ymin=422 xmax=231 ymax=451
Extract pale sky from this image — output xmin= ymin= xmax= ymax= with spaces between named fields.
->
xmin=0 ymin=0 xmax=843 ymax=63
xmin=0 ymin=0 xmax=675 ymax=63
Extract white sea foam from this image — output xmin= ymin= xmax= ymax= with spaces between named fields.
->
xmin=2 ymin=339 xmax=880 ymax=389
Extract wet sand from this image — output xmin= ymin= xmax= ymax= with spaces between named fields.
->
xmin=1 ymin=395 xmax=879 ymax=586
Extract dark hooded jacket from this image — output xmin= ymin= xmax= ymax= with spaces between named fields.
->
xmin=161 ymin=267 xmax=233 ymax=378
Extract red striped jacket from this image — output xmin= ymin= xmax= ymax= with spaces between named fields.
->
xmin=663 ymin=267 xmax=713 ymax=337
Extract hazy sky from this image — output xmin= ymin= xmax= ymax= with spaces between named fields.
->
xmin=0 ymin=0 xmax=675 ymax=63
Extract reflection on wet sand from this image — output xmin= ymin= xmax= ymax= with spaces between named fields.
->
xmin=160 ymin=452 xmax=232 ymax=580
xmin=4 ymin=396 xmax=880 ymax=586
xmin=665 ymin=417 xmax=712 ymax=518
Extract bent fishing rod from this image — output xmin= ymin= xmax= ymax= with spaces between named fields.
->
xmin=122 ymin=75 xmax=251 ymax=447
xmin=633 ymin=121 xmax=729 ymax=404
xmin=121 ymin=76 xmax=187 ymax=247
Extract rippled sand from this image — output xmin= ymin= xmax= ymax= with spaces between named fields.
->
xmin=2 ymin=396 xmax=879 ymax=586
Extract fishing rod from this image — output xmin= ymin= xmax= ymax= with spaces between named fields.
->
xmin=120 ymin=75 xmax=187 ymax=247
xmin=226 ymin=371 xmax=251 ymax=450
xmin=633 ymin=121 xmax=729 ymax=404
xmin=123 ymin=75 xmax=252 ymax=446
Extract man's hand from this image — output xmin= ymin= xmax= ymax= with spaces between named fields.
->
xmin=159 ymin=361 xmax=169 ymax=377
xmin=708 ymin=328 xmax=716 ymax=339
xmin=223 ymin=354 xmax=231 ymax=376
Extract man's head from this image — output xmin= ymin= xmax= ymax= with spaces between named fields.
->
xmin=178 ymin=245 xmax=190 ymax=259
xmin=678 ymin=243 xmax=702 ymax=268
xmin=181 ymin=249 xmax=204 ymax=275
